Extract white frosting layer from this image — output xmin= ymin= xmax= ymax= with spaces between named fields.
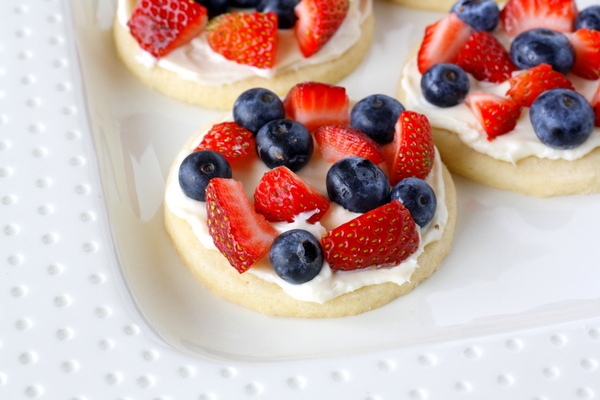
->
xmin=117 ymin=0 xmax=371 ymax=86
xmin=400 ymin=56 xmax=600 ymax=164
xmin=165 ymin=115 xmax=449 ymax=304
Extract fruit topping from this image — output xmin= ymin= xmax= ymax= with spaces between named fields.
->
xmin=567 ymin=29 xmax=600 ymax=80
xmin=506 ymin=63 xmax=574 ymax=108
xmin=313 ymin=125 xmax=385 ymax=165
xmin=294 ymin=0 xmax=349 ymax=57
xmin=193 ymin=0 xmax=228 ymax=19
xmin=451 ymin=0 xmax=500 ymax=32
xmin=206 ymin=11 xmax=278 ymax=69
xmin=179 ymin=150 xmax=232 ymax=201
xmin=127 ymin=0 xmax=208 ymax=58
xmin=322 ymin=200 xmax=420 ymax=271
xmin=465 ymin=92 xmax=522 ymax=141
xmin=421 ymin=63 xmax=470 ymax=108
xmin=383 ymin=111 xmax=435 ymax=185
xmin=509 ymin=28 xmax=575 ymax=75
xmin=283 ymin=82 xmax=349 ymax=132
xmin=254 ymin=166 xmax=330 ymax=224
xmin=257 ymin=0 xmax=301 ymax=29
xmin=205 ymin=178 xmax=278 ymax=273
xmin=417 ymin=12 xmax=474 ymax=74
xmin=390 ymin=178 xmax=437 ymax=228
xmin=194 ymin=122 xmax=255 ymax=162
xmin=350 ymin=95 xmax=405 ymax=145
xmin=255 ymin=119 xmax=314 ymax=171
xmin=269 ymin=229 xmax=324 ymax=284
xmin=592 ymin=83 xmax=600 ymax=127
xmin=233 ymin=88 xmax=285 ymax=134
xmin=530 ymin=88 xmax=595 ymax=149
xmin=575 ymin=5 xmax=600 ymax=31
xmin=456 ymin=31 xmax=517 ymax=83
xmin=500 ymin=0 xmax=577 ymax=38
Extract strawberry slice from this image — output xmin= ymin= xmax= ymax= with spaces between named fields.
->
xmin=205 ymin=178 xmax=278 ymax=273
xmin=417 ymin=12 xmax=474 ymax=74
xmin=465 ymin=92 xmax=522 ymax=140
xmin=127 ymin=0 xmax=208 ymax=58
xmin=294 ymin=0 xmax=349 ymax=58
xmin=206 ymin=12 xmax=278 ymax=69
xmin=254 ymin=166 xmax=330 ymax=224
xmin=313 ymin=125 xmax=385 ymax=165
xmin=382 ymin=111 xmax=435 ymax=185
xmin=500 ymin=0 xmax=577 ymax=37
xmin=283 ymin=82 xmax=349 ymax=132
xmin=506 ymin=63 xmax=574 ymax=107
xmin=592 ymin=83 xmax=600 ymax=127
xmin=322 ymin=199 xmax=420 ymax=271
xmin=456 ymin=31 xmax=517 ymax=84
xmin=567 ymin=29 xmax=600 ymax=80
xmin=194 ymin=122 xmax=255 ymax=163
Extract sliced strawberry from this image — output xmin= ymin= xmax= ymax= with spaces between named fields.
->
xmin=500 ymin=0 xmax=577 ymax=38
xmin=283 ymin=82 xmax=349 ymax=132
xmin=322 ymin=199 xmax=420 ymax=271
xmin=567 ymin=29 xmax=600 ymax=80
xmin=592 ymin=83 xmax=600 ymax=127
xmin=417 ymin=13 xmax=474 ymax=74
xmin=294 ymin=0 xmax=349 ymax=58
xmin=206 ymin=12 xmax=278 ymax=69
xmin=465 ymin=92 xmax=522 ymax=140
xmin=254 ymin=166 xmax=330 ymax=224
xmin=127 ymin=0 xmax=208 ymax=58
xmin=382 ymin=111 xmax=435 ymax=185
xmin=506 ymin=63 xmax=574 ymax=107
xmin=456 ymin=31 xmax=517 ymax=84
xmin=313 ymin=125 xmax=385 ymax=165
xmin=194 ymin=122 xmax=255 ymax=163
xmin=205 ymin=178 xmax=278 ymax=273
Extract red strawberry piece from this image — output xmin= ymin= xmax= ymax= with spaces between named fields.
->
xmin=500 ymin=0 xmax=577 ymax=38
xmin=382 ymin=111 xmax=435 ymax=185
xmin=294 ymin=0 xmax=349 ymax=58
xmin=456 ymin=31 xmax=517 ymax=84
xmin=417 ymin=12 xmax=474 ymax=74
xmin=127 ymin=0 xmax=208 ymax=58
xmin=194 ymin=122 xmax=255 ymax=163
xmin=567 ymin=29 xmax=600 ymax=80
xmin=205 ymin=178 xmax=278 ymax=273
xmin=506 ymin=63 xmax=574 ymax=107
xmin=465 ymin=92 xmax=522 ymax=140
xmin=206 ymin=12 xmax=278 ymax=69
xmin=254 ymin=166 xmax=330 ymax=224
xmin=313 ymin=125 xmax=385 ymax=165
xmin=592 ymin=83 xmax=600 ymax=127
xmin=283 ymin=82 xmax=349 ymax=132
xmin=322 ymin=199 xmax=420 ymax=271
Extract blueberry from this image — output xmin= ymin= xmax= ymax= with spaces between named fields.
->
xmin=233 ymin=88 xmax=285 ymax=134
xmin=451 ymin=0 xmax=499 ymax=32
xmin=390 ymin=178 xmax=437 ymax=227
xmin=269 ymin=229 xmax=323 ymax=284
xmin=326 ymin=157 xmax=390 ymax=213
xmin=421 ymin=63 xmax=470 ymax=108
xmin=510 ymin=28 xmax=575 ymax=75
xmin=193 ymin=0 xmax=228 ymax=18
xmin=575 ymin=5 xmax=600 ymax=31
xmin=350 ymin=95 xmax=405 ymax=144
xmin=530 ymin=88 xmax=595 ymax=150
xmin=228 ymin=0 xmax=261 ymax=7
xmin=178 ymin=150 xmax=232 ymax=201
xmin=256 ymin=119 xmax=313 ymax=171
xmin=256 ymin=0 xmax=300 ymax=29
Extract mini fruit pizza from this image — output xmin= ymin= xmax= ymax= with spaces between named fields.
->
xmin=113 ymin=0 xmax=374 ymax=109
xmin=164 ymin=82 xmax=457 ymax=318
xmin=398 ymin=0 xmax=600 ymax=197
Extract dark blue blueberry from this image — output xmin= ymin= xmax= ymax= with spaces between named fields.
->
xmin=256 ymin=0 xmax=300 ymax=29
xmin=193 ymin=0 xmax=228 ymax=18
xmin=530 ymin=88 xmax=595 ymax=150
xmin=326 ymin=157 xmax=390 ymax=213
xmin=269 ymin=229 xmax=323 ymax=284
xmin=228 ymin=0 xmax=261 ymax=7
xmin=178 ymin=150 xmax=232 ymax=201
xmin=390 ymin=178 xmax=437 ymax=227
xmin=256 ymin=119 xmax=313 ymax=171
xmin=350 ymin=94 xmax=405 ymax=144
xmin=421 ymin=63 xmax=470 ymax=108
xmin=233 ymin=88 xmax=285 ymax=134
xmin=510 ymin=28 xmax=575 ymax=75
xmin=451 ymin=0 xmax=499 ymax=32
xmin=575 ymin=5 xmax=600 ymax=31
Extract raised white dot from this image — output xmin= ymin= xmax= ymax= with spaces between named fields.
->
xmin=455 ymin=381 xmax=471 ymax=394
xmin=54 ymin=294 xmax=71 ymax=307
xmin=21 ymin=75 xmax=35 ymax=84
xmin=16 ymin=318 xmax=33 ymax=330
xmin=542 ymin=367 xmax=559 ymax=379
xmin=32 ymin=148 xmax=47 ymax=158
xmin=25 ymin=385 xmax=43 ymax=397
xmin=589 ymin=328 xmax=600 ymax=341
xmin=99 ymin=339 xmax=114 ymax=350
xmin=42 ymin=233 xmax=58 ymax=244
xmin=365 ymin=396 xmax=381 ymax=400
xmin=0 ymin=167 xmax=13 ymax=178
xmin=142 ymin=350 xmax=158 ymax=361
xmin=581 ymin=358 xmax=598 ymax=372
xmin=47 ymin=263 xmax=64 ymax=275
xmin=137 ymin=375 xmax=155 ymax=388
xmin=66 ymin=130 xmax=80 ymax=140
xmin=409 ymin=389 xmax=427 ymax=400
xmin=4 ymin=224 xmax=19 ymax=236
xmin=70 ymin=156 xmax=85 ymax=166
xmin=331 ymin=370 xmax=349 ymax=382
xmin=497 ymin=374 xmax=514 ymax=387
xmin=36 ymin=178 xmax=52 ymax=188
xmin=0 ymin=115 xmax=7 ymax=125
xmin=29 ymin=123 xmax=45 ymax=133
xmin=15 ymin=5 xmax=29 ymax=13
xmin=2 ymin=195 xmax=17 ymax=205
xmin=26 ymin=98 xmax=41 ymax=107
xmin=245 ymin=383 xmax=262 ymax=396
xmin=53 ymin=58 xmax=67 ymax=68
xmin=19 ymin=351 xmax=38 ymax=364
xmin=75 ymin=184 xmax=90 ymax=194
xmin=0 ymin=372 xmax=7 ymax=385
xmin=199 ymin=393 xmax=216 ymax=400
xmin=418 ymin=354 xmax=437 ymax=367
xmin=90 ymin=273 xmax=105 ymax=284
xmin=56 ymin=328 xmax=73 ymax=340
xmin=0 ymin=140 xmax=9 ymax=150
xmin=80 ymin=211 xmax=95 ymax=222
xmin=38 ymin=205 xmax=53 ymax=215
xmin=19 ymin=51 xmax=33 ymax=60
xmin=61 ymin=360 xmax=79 ymax=373
xmin=48 ymin=13 xmax=62 ymax=23
xmin=505 ymin=338 xmax=523 ymax=352
xmin=11 ymin=285 xmax=27 ymax=297
xmin=105 ymin=373 xmax=122 ymax=385
xmin=287 ymin=376 xmax=306 ymax=389
xmin=577 ymin=388 xmax=594 ymax=399
xmin=62 ymin=106 xmax=76 ymax=115
xmin=220 ymin=367 xmax=237 ymax=378
xmin=49 ymin=35 xmax=64 ymax=45
xmin=549 ymin=334 xmax=567 ymax=347
xmin=56 ymin=82 xmax=71 ymax=91
xmin=16 ymin=28 xmax=32 ymax=38
xmin=83 ymin=242 xmax=98 ymax=253
xmin=95 ymin=306 xmax=111 ymax=318
xmin=124 ymin=324 xmax=140 ymax=335
xmin=178 ymin=366 xmax=194 ymax=377
xmin=8 ymin=254 xmax=24 ymax=265
xmin=378 ymin=360 xmax=395 ymax=372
